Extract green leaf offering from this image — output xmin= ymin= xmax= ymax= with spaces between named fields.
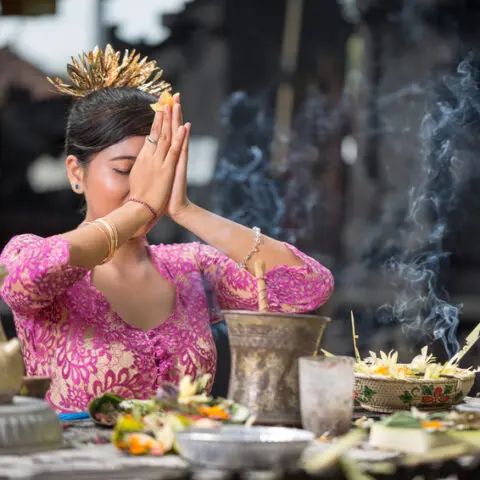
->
xmin=380 ymin=412 xmax=422 ymax=429
xmin=89 ymin=393 xmax=124 ymax=426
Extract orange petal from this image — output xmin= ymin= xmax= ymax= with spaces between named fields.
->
xmin=422 ymin=420 xmax=443 ymax=429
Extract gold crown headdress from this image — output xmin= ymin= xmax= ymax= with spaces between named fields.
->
xmin=47 ymin=44 xmax=171 ymax=98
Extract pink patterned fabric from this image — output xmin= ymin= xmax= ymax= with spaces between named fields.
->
xmin=0 ymin=234 xmax=334 ymax=413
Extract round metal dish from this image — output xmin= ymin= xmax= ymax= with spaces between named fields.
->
xmin=175 ymin=425 xmax=315 ymax=470
xmin=0 ymin=396 xmax=63 ymax=454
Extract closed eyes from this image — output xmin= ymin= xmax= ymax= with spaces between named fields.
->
xmin=113 ymin=168 xmax=131 ymax=176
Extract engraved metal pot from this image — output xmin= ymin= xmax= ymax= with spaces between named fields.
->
xmin=223 ymin=311 xmax=330 ymax=426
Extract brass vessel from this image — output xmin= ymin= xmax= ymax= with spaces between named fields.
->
xmin=223 ymin=310 xmax=330 ymax=426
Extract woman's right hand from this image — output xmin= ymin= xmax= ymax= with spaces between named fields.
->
xmin=128 ymin=106 xmax=187 ymax=216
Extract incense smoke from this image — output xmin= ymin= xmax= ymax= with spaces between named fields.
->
xmin=213 ymin=46 xmax=480 ymax=359
xmin=378 ymin=56 xmax=480 ymax=357
xmin=213 ymin=92 xmax=285 ymax=239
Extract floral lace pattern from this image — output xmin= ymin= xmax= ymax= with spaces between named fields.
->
xmin=0 ymin=234 xmax=333 ymax=413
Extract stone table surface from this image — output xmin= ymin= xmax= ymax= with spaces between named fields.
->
xmin=0 ymin=412 xmax=473 ymax=480
xmin=0 ymin=420 xmax=300 ymax=480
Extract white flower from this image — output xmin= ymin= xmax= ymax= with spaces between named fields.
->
xmin=424 ymin=363 xmax=444 ymax=380
xmin=409 ymin=346 xmax=436 ymax=374
xmin=154 ymin=424 xmax=175 ymax=452
xmin=178 ymin=376 xmax=197 ymax=398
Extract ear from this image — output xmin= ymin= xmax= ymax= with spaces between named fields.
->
xmin=65 ymin=155 xmax=85 ymax=194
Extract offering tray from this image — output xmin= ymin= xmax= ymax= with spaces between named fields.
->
xmin=0 ymin=396 xmax=64 ymax=454
xmin=175 ymin=425 xmax=314 ymax=470
xmin=355 ymin=368 xmax=475 ymax=413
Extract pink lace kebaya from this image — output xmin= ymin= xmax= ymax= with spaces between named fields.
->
xmin=0 ymin=234 xmax=333 ymax=413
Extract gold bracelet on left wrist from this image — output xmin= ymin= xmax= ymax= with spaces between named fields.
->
xmin=84 ymin=218 xmax=119 ymax=264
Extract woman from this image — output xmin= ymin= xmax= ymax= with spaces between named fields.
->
xmin=0 ymin=46 xmax=334 ymax=413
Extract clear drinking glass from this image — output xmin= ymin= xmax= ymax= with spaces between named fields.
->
xmin=299 ymin=356 xmax=355 ymax=436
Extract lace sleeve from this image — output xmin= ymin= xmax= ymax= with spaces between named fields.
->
xmin=195 ymin=242 xmax=334 ymax=313
xmin=0 ymin=234 xmax=88 ymax=315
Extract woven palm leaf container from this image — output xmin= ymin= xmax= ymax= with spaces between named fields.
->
xmin=354 ymin=368 xmax=475 ymax=413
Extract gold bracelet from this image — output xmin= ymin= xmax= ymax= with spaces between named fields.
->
xmin=85 ymin=218 xmax=118 ymax=264
xmin=86 ymin=222 xmax=112 ymax=263
xmin=96 ymin=218 xmax=118 ymax=263
xmin=97 ymin=218 xmax=118 ymax=252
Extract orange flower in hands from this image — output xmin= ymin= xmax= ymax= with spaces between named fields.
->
xmin=150 ymin=91 xmax=178 ymax=112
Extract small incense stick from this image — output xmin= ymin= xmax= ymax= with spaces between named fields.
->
xmin=444 ymin=322 xmax=480 ymax=368
xmin=254 ymin=260 xmax=269 ymax=312
xmin=0 ymin=265 xmax=7 ymax=286
xmin=0 ymin=319 xmax=6 ymax=343
xmin=351 ymin=311 xmax=361 ymax=363
xmin=312 ymin=332 xmax=323 ymax=358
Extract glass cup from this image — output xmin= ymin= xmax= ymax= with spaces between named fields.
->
xmin=298 ymin=356 xmax=355 ymax=436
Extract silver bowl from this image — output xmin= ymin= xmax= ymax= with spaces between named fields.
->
xmin=175 ymin=425 xmax=315 ymax=470
xmin=0 ymin=396 xmax=63 ymax=454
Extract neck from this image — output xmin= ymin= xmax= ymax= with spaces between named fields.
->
xmin=110 ymin=236 xmax=149 ymax=266
xmin=82 ymin=216 xmax=149 ymax=267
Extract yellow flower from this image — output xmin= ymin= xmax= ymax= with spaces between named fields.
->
xmin=374 ymin=366 xmax=390 ymax=376
xmin=178 ymin=375 xmax=197 ymax=398
xmin=396 ymin=366 xmax=414 ymax=377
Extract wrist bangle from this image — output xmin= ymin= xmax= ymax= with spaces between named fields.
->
xmin=236 ymin=226 xmax=262 ymax=270
xmin=127 ymin=198 xmax=157 ymax=221
xmin=85 ymin=218 xmax=119 ymax=264
xmin=96 ymin=218 xmax=118 ymax=263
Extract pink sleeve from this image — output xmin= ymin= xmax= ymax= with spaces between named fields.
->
xmin=0 ymin=234 xmax=88 ymax=315
xmin=195 ymin=243 xmax=334 ymax=313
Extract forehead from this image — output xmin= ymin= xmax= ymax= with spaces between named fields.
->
xmin=96 ymin=136 xmax=145 ymax=160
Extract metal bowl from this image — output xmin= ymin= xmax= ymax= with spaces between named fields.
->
xmin=0 ymin=396 xmax=63 ymax=454
xmin=175 ymin=425 xmax=315 ymax=470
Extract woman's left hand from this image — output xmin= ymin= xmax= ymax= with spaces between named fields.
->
xmin=166 ymin=95 xmax=193 ymax=221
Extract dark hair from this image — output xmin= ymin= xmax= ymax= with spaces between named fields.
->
xmin=65 ymin=87 xmax=157 ymax=165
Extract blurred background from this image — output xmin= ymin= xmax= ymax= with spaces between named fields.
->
xmin=2 ymin=0 xmax=480 ymax=390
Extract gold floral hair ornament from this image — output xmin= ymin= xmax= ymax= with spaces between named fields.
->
xmin=47 ymin=44 xmax=171 ymax=97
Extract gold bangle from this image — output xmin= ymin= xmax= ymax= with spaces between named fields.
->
xmin=85 ymin=218 xmax=118 ymax=264
xmin=97 ymin=218 xmax=118 ymax=252
xmin=85 ymin=221 xmax=112 ymax=263
xmin=95 ymin=218 xmax=118 ymax=263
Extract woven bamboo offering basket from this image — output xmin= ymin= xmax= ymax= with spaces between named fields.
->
xmin=347 ymin=313 xmax=480 ymax=414
xmin=355 ymin=368 xmax=475 ymax=413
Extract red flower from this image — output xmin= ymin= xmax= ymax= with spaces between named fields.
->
xmin=422 ymin=388 xmax=449 ymax=405
xmin=353 ymin=391 xmax=358 ymax=400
